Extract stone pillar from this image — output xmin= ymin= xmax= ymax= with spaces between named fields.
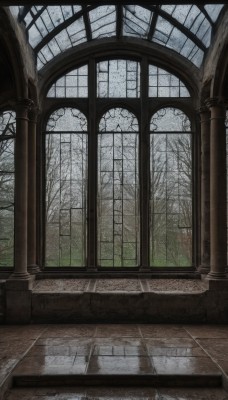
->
xmin=27 ymin=107 xmax=40 ymax=274
xmin=199 ymin=107 xmax=210 ymax=274
xmin=6 ymin=99 xmax=34 ymax=323
xmin=10 ymin=99 xmax=33 ymax=280
xmin=207 ymin=98 xmax=227 ymax=279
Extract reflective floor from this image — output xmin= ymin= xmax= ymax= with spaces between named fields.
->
xmin=1 ymin=324 xmax=228 ymax=399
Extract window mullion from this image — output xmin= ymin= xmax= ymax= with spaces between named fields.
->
xmin=87 ymin=58 xmax=97 ymax=270
xmin=140 ymin=57 xmax=150 ymax=271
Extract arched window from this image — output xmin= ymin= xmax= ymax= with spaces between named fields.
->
xmin=45 ymin=107 xmax=88 ymax=267
xmin=43 ymin=58 xmax=194 ymax=270
xmin=0 ymin=110 xmax=15 ymax=267
xmin=98 ymin=108 xmax=139 ymax=267
xmin=150 ymin=108 xmax=192 ymax=267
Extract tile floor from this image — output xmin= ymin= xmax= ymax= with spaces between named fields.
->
xmin=1 ymin=324 xmax=228 ymax=399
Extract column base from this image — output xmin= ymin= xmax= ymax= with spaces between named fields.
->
xmin=28 ymin=264 xmax=40 ymax=274
xmin=206 ymin=271 xmax=227 ymax=280
xmin=6 ymin=275 xmax=34 ymax=323
xmin=9 ymin=271 xmax=31 ymax=280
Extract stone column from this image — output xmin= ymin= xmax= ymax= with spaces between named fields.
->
xmin=6 ymin=99 xmax=34 ymax=323
xmin=10 ymin=99 xmax=33 ymax=280
xmin=27 ymin=107 xmax=40 ymax=274
xmin=207 ymin=98 xmax=227 ymax=279
xmin=199 ymin=107 xmax=210 ymax=274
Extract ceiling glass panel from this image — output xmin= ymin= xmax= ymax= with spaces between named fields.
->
xmin=89 ymin=6 xmax=116 ymax=39
xmin=123 ymin=6 xmax=153 ymax=38
xmin=9 ymin=4 xmax=225 ymax=70
xmin=204 ymin=4 xmax=224 ymax=22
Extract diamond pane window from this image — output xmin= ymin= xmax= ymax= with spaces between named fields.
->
xmin=0 ymin=111 xmax=16 ymax=267
xmin=45 ymin=108 xmax=87 ymax=267
xmin=97 ymin=60 xmax=140 ymax=98
xmin=150 ymin=108 xmax=192 ymax=267
xmin=98 ymin=108 xmax=139 ymax=267
xmin=149 ymin=65 xmax=190 ymax=97
xmin=47 ymin=65 xmax=88 ymax=98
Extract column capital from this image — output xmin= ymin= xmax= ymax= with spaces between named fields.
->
xmin=16 ymin=98 xmax=34 ymax=119
xmin=198 ymin=106 xmax=209 ymax=114
xmin=205 ymin=97 xmax=224 ymax=109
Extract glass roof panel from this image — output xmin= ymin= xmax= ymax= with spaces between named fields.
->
xmin=89 ymin=6 xmax=116 ymax=39
xmin=204 ymin=4 xmax=224 ymax=22
xmin=123 ymin=6 xmax=153 ymax=38
xmin=9 ymin=4 xmax=225 ymax=70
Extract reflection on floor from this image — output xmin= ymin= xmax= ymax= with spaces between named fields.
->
xmin=1 ymin=324 xmax=228 ymax=399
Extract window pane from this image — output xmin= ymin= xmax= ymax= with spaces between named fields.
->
xmin=150 ymin=108 xmax=192 ymax=267
xmin=45 ymin=108 xmax=87 ymax=267
xmin=47 ymin=65 xmax=88 ymax=98
xmin=97 ymin=60 xmax=140 ymax=98
xmin=0 ymin=111 xmax=15 ymax=267
xmin=148 ymin=65 xmax=190 ymax=97
xmin=98 ymin=108 xmax=139 ymax=267
xmin=123 ymin=5 xmax=153 ymax=38
xmin=89 ymin=6 xmax=116 ymax=39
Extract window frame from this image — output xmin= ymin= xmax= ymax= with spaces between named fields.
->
xmin=41 ymin=54 xmax=197 ymax=272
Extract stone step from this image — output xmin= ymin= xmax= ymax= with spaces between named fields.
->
xmin=12 ymin=373 xmax=223 ymax=389
xmin=30 ymin=278 xmax=228 ymax=324
xmin=5 ymin=387 xmax=228 ymax=400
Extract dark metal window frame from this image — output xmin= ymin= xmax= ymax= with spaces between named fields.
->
xmin=41 ymin=54 xmax=196 ymax=272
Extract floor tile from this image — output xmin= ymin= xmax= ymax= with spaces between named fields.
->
xmin=139 ymin=325 xmax=190 ymax=338
xmin=184 ymin=325 xmax=228 ymax=338
xmin=95 ymin=324 xmax=141 ymax=338
xmin=5 ymin=387 xmax=158 ymax=400
xmin=14 ymin=355 xmax=88 ymax=375
xmin=197 ymin=339 xmax=228 ymax=361
xmin=157 ymin=388 xmax=228 ymax=399
xmin=144 ymin=338 xmax=199 ymax=348
xmin=86 ymin=387 xmax=158 ymax=399
xmin=28 ymin=342 xmax=92 ymax=357
xmin=92 ymin=344 xmax=147 ymax=356
xmin=41 ymin=324 xmax=96 ymax=338
xmin=87 ymin=355 xmax=154 ymax=375
xmin=152 ymin=356 xmax=220 ymax=375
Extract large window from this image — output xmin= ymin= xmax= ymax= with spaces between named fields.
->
xmin=44 ymin=58 xmax=193 ymax=270
xmin=0 ymin=111 xmax=15 ymax=267
xmin=98 ymin=108 xmax=139 ymax=267
xmin=150 ymin=108 xmax=192 ymax=267
xmin=45 ymin=108 xmax=88 ymax=267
